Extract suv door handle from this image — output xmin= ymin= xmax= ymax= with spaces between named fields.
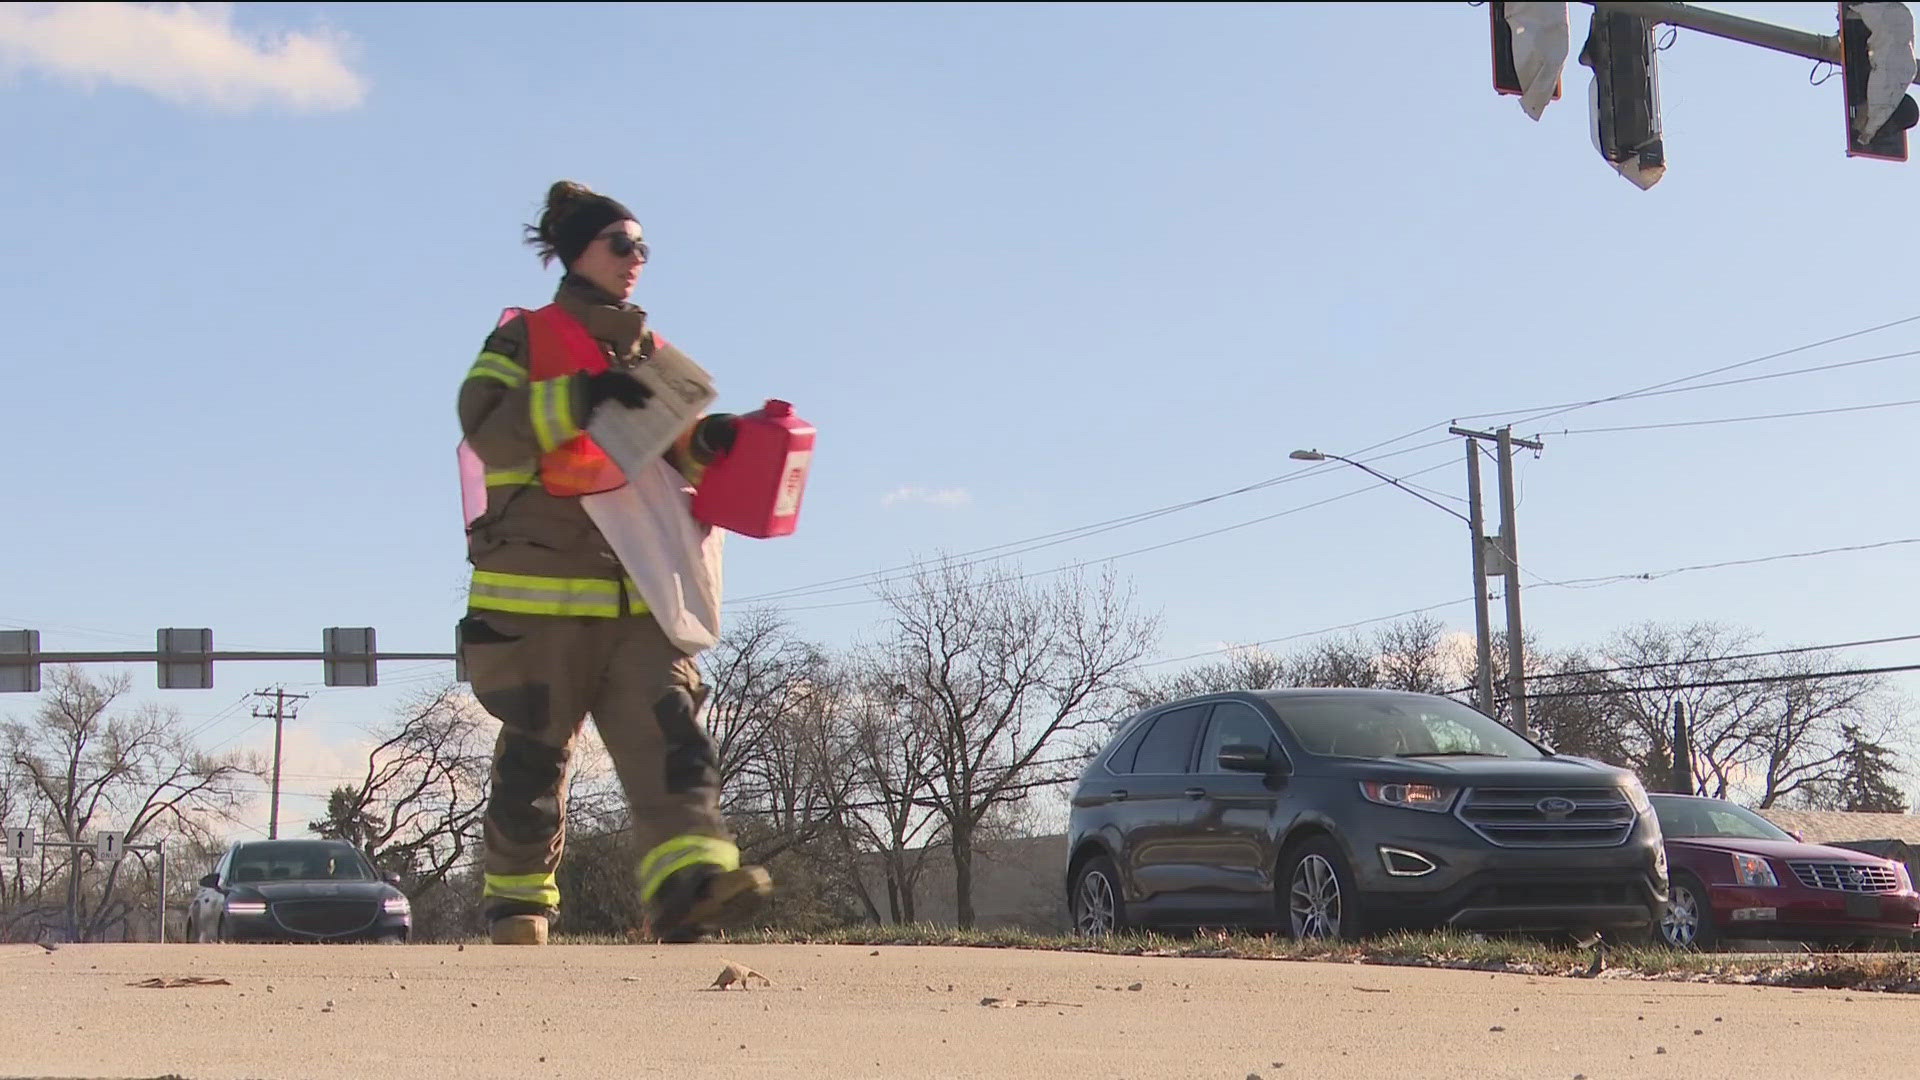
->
xmin=1110 ymin=789 xmax=1129 ymax=802
xmin=1184 ymin=787 xmax=1207 ymax=800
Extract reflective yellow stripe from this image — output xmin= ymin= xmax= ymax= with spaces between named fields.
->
xmin=529 ymin=375 xmax=579 ymax=453
xmin=530 ymin=379 xmax=556 ymax=451
xmin=483 ymin=871 xmax=559 ymax=908
xmin=468 ymin=571 xmax=649 ymax=618
xmin=467 ymin=351 xmax=526 ymax=388
xmin=637 ymin=835 xmax=740 ymax=902
xmin=484 ymin=467 xmax=537 ymax=487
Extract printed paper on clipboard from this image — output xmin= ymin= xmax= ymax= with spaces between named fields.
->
xmin=585 ymin=338 xmax=719 ymax=479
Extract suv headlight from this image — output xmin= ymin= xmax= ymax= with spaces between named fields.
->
xmin=1732 ymin=853 xmax=1778 ymax=888
xmin=383 ymin=896 xmax=411 ymax=915
xmin=1620 ymin=777 xmax=1652 ymax=815
xmin=1359 ymin=781 xmax=1459 ymax=813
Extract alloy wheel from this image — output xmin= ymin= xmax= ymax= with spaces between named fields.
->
xmin=1661 ymin=884 xmax=1701 ymax=948
xmin=1289 ymin=854 xmax=1343 ymax=939
xmin=1075 ymin=868 xmax=1118 ymax=937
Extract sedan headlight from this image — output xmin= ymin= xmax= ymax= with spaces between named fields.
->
xmin=225 ymin=900 xmax=268 ymax=916
xmin=1732 ymin=853 xmax=1778 ymax=888
xmin=383 ymin=896 xmax=411 ymax=915
xmin=1359 ymin=781 xmax=1459 ymax=813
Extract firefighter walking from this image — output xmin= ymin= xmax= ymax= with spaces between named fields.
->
xmin=456 ymin=180 xmax=770 ymax=945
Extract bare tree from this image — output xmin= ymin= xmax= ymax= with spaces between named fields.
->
xmin=701 ymin=608 xmax=837 ymax=861
xmin=310 ymin=684 xmax=490 ymax=898
xmin=871 ymin=561 xmax=1157 ymax=928
xmin=1526 ymin=622 xmax=1903 ymax=803
xmin=813 ymin=663 xmax=946 ymax=924
xmin=1371 ymin=614 xmax=1452 ymax=693
xmin=4 ymin=667 xmax=254 ymax=941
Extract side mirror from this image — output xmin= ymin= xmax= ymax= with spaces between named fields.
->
xmin=383 ymin=872 xmax=403 ymax=887
xmin=1218 ymin=745 xmax=1284 ymax=775
xmin=198 ymin=873 xmax=222 ymax=889
xmin=1789 ymin=829 xmax=1805 ymax=843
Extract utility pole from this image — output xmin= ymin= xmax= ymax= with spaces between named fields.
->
xmin=1450 ymin=425 xmax=1545 ymax=736
xmin=1462 ymin=438 xmax=1497 ymax=716
xmin=1496 ymin=428 xmax=1529 ymax=738
xmin=252 ymin=687 xmax=310 ymax=840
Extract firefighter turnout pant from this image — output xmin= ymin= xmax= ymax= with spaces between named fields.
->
xmin=459 ymin=607 xmax=738 ymax=922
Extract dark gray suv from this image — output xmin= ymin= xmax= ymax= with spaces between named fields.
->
xmin=1066 ymin=689 xmax=1668 ymax=939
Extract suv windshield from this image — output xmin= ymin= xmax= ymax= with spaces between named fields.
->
xmin=230 ymin=841 xmax=374 ymax=884
xmin=1264 ymin=694 xmax=1544 ymax=760
xmin=1650 ymin=796 xmax=1794 ymax=841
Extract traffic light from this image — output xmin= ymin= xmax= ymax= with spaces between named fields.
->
xmin=0 ymin=630 xmax=39 ymax=693
xmin=1841 ymin=2 xmax=1919 ymax=161
xmin=1490 ymin=2 xmax=1570 ymax=120
xmin=156 ymin=627 xmax=214 ymax=689
xmin=1579 ymin=9 xmax=1665 ymax=189
xmin=323 ymin=626 xmax=378 ymax=687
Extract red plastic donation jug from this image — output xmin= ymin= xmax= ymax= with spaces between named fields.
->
xmin=691 ymin=400 xmax=815 ymax=538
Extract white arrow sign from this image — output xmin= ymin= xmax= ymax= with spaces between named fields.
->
xmin=4 ymin=827 xmax=31 ymax=859
xmin=96 ymin=831 xmax=126 ymax=862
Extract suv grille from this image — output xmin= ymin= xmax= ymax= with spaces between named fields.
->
xmin=1787 ymin=861 xmax=1901 ymax=893
xmin=273 ymin=899 xmax=379 ymax=935
xmin=1456 ymin=787 xmax=1636 ymax=848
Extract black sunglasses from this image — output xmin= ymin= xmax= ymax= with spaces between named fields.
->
xmin=601 ymin=232 xmax=650 ymax=262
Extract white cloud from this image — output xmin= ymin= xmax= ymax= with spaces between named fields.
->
xmin=0 ymin=3 xmax=367 ymax=112
xmin=882 ymin=484 xmax=972 ymax=508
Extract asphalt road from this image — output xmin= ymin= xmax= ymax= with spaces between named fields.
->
xmin=3 ymin=942 xmax=1915 ymax=1079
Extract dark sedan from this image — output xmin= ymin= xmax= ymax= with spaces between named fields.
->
xmin=186 ymin=839 xmax=411 ymax=944
xmin=1652 ymin=794 xmax=1920 ymax=950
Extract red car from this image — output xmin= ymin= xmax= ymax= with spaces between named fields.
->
xmin=1651 ymin=794 xmax=1920 ymax=950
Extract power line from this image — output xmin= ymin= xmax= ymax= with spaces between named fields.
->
xmin=733 ymin=313 xmax=1920 ymax=612
xmin=1138 ymin=537 xmax=1920 ymax=676
xmin=1532 ymin=537 xmax=1920 ymax=591
xmin=733 ymin=437 xmax=1457 ymax=607
xmin=1529 ymin=632 xmax=1920 ymax=682
xmin=779 ymin=456 xmax=1463 ymax=614
xmin=1466 ymin=348 xmax=1920 ymax=433
xmin=1457 ymin=312 xmax=1920 ymax=431
xmin=1526 ymin=663 xmax=1920 ymax=700
xmin=1553 ymin=397 xmax=1920 ymax=436
xmin=1135 ymin=594 xmax=1482 ymax=671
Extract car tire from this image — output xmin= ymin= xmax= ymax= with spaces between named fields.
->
xmin=1281 ymin=837 xmax=1363 ymax=942
xmin=1659 ymin=873 xmax=1719 ymax=951
xmin=1070 ymin=854 xmax=1130 ymax=937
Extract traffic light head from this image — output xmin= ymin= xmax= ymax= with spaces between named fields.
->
xmin=1841 ymin=2 xmax=1919 ymax=161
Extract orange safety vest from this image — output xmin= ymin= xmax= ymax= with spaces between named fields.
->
xmin=514 ymin=304 xmax=628 ymax=497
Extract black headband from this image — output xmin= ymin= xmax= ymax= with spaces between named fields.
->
xmin=553 ymin=194 xmax=637 ymax=268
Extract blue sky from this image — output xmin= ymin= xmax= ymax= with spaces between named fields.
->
xmin=2 ymin=2 xmax=1916 ymax=836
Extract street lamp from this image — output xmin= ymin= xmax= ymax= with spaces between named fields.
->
xmin=1289 ymin=450 xmax=1470 ymax=525
xmin=1290 ymin=447 xmax=1499 ymax=721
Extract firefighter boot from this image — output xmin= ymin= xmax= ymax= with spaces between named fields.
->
xmin=645 ymin=864 xmax=773 ymax=943
xmin=490 ymin=914 xmax=549 ymax=945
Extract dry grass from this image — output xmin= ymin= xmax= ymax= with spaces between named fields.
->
xmin=537 ymin=924 xmax=1920 ymax=993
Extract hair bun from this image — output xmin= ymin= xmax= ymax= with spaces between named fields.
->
xmin=544 ymin=180 xmax=597 ymax=215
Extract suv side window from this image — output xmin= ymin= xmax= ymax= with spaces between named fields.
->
xmin=1103 ymin=717 xmax=1157 ymax=774
xmin=1199 ymin=702 xmax=1281 ymax=773
xmin=1129 ymin=705 xmax=1208 ymax=774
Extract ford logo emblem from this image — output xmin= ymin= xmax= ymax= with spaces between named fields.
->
xmin=1536 ymin=796 xmax=1577 ymax=818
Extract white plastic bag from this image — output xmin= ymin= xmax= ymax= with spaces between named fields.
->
xmin=580 ymin=457 xmax=725 ymax=655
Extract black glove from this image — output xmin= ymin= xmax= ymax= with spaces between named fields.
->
xmin=691 ymin=413 xmax=739 ymax=462
xmin=582 ymin=370 xmax=653 ymax=418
